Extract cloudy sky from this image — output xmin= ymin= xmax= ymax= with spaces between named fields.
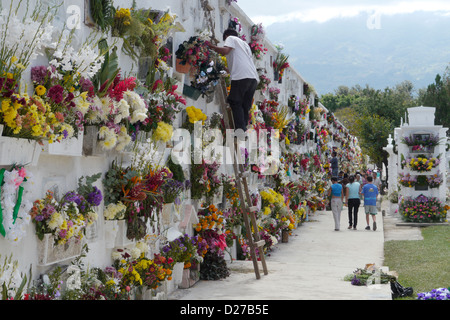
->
xmin=237 ymin=0 xmax=450 ymax=25
xmin=235 ymin=0 xmax=450 ymax=95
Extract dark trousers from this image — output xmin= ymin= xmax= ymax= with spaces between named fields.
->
xmin=227 ymin=78 xmax=257 ymax=131
xmin=348 ymin=198 xmax=360 ymax=227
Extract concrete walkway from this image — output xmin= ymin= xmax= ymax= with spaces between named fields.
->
xmin=169 ymin=199 xmax=420 ymax=300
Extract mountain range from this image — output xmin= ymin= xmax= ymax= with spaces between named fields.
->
xmin=265 ymin=11 xmax=450 ymax=96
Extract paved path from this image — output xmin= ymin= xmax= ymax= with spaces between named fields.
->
xmin=168 ymin=199 xmax=413 ymax=300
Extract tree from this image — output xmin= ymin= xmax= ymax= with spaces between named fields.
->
xmin=418 ymin=70 xmax=450 ymax=133
xmin=321 ymin=81 xmax=417 ymax=168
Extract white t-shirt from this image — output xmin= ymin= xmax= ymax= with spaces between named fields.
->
xmin=223 ymin=36 xmax=259 ymax=81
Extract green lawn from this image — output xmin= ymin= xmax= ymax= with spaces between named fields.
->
xmin=383 ymin=225 xmax=450 ymax=299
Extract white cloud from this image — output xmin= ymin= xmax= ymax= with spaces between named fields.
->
xmin=241 ymin=0 xmax=450 ymax=25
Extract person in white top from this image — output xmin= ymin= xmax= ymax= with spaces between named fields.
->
xmin=207 ymin=29 xmax=259 ymax=131
xmin=372 ymin=171 xmax=382 ymax=210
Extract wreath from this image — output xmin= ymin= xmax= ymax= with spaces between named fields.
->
xmin=0 ymin=166 xmax=33 ymax=242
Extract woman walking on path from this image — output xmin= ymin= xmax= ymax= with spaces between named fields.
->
xmin=328 ymin=177 xmax=344 ymax=231
xmin=344 ymin=175 xmax=361 ymax=230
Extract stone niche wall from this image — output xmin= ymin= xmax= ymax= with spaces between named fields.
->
xmin=0 ymin=0 xmax=312 ymax=282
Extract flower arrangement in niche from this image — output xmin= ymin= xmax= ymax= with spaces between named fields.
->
xmin=256 ymin=72 xmax=271 ymax=94
xmin=139 ymin=78 xmax=185 ymax=135
xmin=161 ymin=234 xmax=208 ymax=268
xmin=190 ymin=159 xmax=222 ymax=200
xmin=0 ymin=1 xmax=56 ymax=84
xmin=160 ymin=178 xmax=184 ymax=203
xmin=273 ymin=44 xmax=289 ymax=81
xmin=0 ymin=166 xmax=33 ymax=242
xmin=175 ymin=35 xmax=210 ymax=68
xmin=399 ymin=194 xmax=448 ymax=223
xmin=112 ymin=7 xmax=180 ymax=61
xmin=404 ymin=154 xmax=440 ymax=172
xmin=29 ymin=173 xmax=102 ymax=244
xmin=427 ymin=172 xmax=443 ymax=188
xmin=103 ymin=202 xmax=127 ymax=220
xmin=249 ymin=23 xmax=268 ymax=60
xmin=401 ymin=133 xmax=443 ymax=151
xmin=176 ymin=32 xmax=227 ymax=97
xmin=398 ymin=172 xmax=417 ymax=188
xmin=112 ymin=246 xmax=173 ymax=291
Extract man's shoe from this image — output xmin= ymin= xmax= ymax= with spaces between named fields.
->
xmin=365 ymin=226 xmax=370 ymax=230
xmin=373 ymin=222 xmax=377 ymax=231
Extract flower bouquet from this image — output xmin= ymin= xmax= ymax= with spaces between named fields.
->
xmin=427 ymin=172 xmax=443 ymax=188
xmin=161 ymin=234 xmax=208 ymax=268
xmin=272 ymin=45 xmax=289 ymax=81
xmin=399 ymin=194 xmax=448 ymax=223
xmin=405 ymin=154 xmax=440 ymax=172
xmin=29 ymin=173 xmax=102 ymax=245
xmin=401 ymin=133 xmax=442 ymax=152
xmin=398 ymin=172 xmax=417 ymax=188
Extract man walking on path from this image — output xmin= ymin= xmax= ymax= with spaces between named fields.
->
xmin=328 ymin=177 xmax=344 ymax=231
xmin=361 ymin=176 xmax=379 ymax=231
xmin=207 ymin=29 xmax=259 ymax=131
xmin=344 ymin=175 xmax=361 ymax=230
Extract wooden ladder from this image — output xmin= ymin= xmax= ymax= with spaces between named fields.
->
xmin=217 ymin=76 xmax=268 ymax=279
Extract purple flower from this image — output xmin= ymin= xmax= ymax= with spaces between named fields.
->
xmin=31 ymin=66 xmax=49 ymax=85
xmin=87 ymin=186 xmax=103 ymax=206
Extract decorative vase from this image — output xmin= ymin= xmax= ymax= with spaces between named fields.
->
xmin=273 ymin=71 xmax=279 ymax=81
xmin=281 ymin=229 xmax=289 ymax=243
xmin=82 ymin=125 xmax=100 ymax=156
xmin=173 ymin=262 xmax=185 ymax=285
xmin=0 ymin=136 xmax=41 ymax=166
xmin=161 ymin=203 xmax=174 ymax=226
xmin=179 ymin=263 xmax=200 ymax=289
xmin=175 ymin=58 xmax=191 ymax=74
xmin=104 ymin=220 xmax=119 ymax=248
xmin=114 ymin=219 xmax=134 ymax=247
xmin=37 ymin=233 xmax=83 ymax=266
xmin=134 ymin=287 xmax=153 ymax=300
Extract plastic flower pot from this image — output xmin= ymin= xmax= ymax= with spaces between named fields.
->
xmin=183 ymin=85 xmax=201 ymax=101
xmin=176 ymin=58 xmax=191 ymax=74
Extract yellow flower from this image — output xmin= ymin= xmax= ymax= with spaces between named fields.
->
xmin=10 ymin=56 xmax=18 ymax=63
xmin=153 ymin=121 xmax=173 ymax=142
xmin=35 ymin=85 xmax=46 ymax=96
xmin=186 ymin=106 xmax=207 ymax=124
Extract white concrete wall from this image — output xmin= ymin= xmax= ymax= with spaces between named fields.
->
xmin=0 ymin=0 xmax=333 ymax=282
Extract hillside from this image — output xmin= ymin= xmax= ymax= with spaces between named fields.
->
xmin=265 ymin=11 xmax=450 ymax=95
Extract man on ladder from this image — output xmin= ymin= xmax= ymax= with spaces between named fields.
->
xmin=207 ymin=28 xmax=259 ymax=131
xmin=207 ymin=29 xmax=268 ymax=279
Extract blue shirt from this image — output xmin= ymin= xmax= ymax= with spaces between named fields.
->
xmin=347 ymin=182 xmax=360 ymax=199
xmin=362 ymin=183 xmax=378 ymax=206
xmin=331 ymin=183 xmax=343 ymax=197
